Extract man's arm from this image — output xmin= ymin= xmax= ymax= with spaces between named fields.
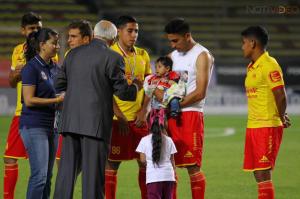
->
xmin=9 ymin=45 xmax=25 ymax=88
xmin=9 ymin=45 xmax=25 ymax=87
xmin=113 ymin=98 xmax=129 ymax=135
xmin=113 ymin=97 xmax=124 ymax=118
xmin=23 ymin=85 xmax=63 ymax=107
xmin=9 ymin=65 xmax=24 ymax=88
xmin=179 ymin=51 xmax=213 ymax=108
xmin=110 ymin=55 xmax=142 ymax=101
xmin=171 ymin=154 xmax=176 ymax=170
xmin=135 ymin=94 xmax=151 ymax=127
xmin=273 ymin=87 xmax=291 ymax=128
xmin=139 ymin=153 xmax=146 ymax=166
xmin=137 ymin=51 xmax=152 ymax=121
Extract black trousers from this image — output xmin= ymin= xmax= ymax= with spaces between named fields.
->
xmin=53 ymin=133 xmax=108 ymax=199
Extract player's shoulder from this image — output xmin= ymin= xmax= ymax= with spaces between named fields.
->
xmin=107 ymin=47 xmax=124 ymax=61
xmin=134 ymin=46 xmax=149 ymax=56
xmin=264 ymin=54 xmax=279 ymax=65
xmin=197 ymin=50 xmax=214 ymax=63
xmin=110 ymin=43 xmax=119 ymax=51
xmin=261 ymin=52 xmax=280 ymax=69
xmin=13 ymin=43 xmax=26 ymax=54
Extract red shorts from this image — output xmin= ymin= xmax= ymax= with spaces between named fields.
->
xmin=108 ymin=120 xmax=149 ymax=161
xmin=4 ymin=116 xmax=28 ymax=159
xmin=243 ymin=127 xmax=283 ymax=171
xmin=56 ymin=135 xmax=63 ymax=159
xmin=167 ymin=111 xmax=204 ymax=167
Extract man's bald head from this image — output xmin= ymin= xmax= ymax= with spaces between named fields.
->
xmin=94 ymin=20 xmax=117 ymax=45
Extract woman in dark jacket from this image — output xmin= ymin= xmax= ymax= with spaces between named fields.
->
xmin=20 ymin=28 xmax=64 ymax=199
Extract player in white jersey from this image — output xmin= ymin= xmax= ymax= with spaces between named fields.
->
xmin=155 ymin=18 xmax=214 ymax=199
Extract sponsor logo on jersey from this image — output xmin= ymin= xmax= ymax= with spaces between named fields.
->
xmin=269 ymin=70 xmax=281 ymax=82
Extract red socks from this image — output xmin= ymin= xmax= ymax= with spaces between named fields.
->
xmin=105 ymin=170 xmax=117 ymax=199
xmin=4 ymin=163 xmax=18 ymax=199
xmin=190 ymin=171 xmax=206 ymax=199
xmin=104 ymin=168 xmax=275 ymax=199
xmin=105 ymin=168 xmax=147 ymax=199
xmin=138 ymin=168 xmax=147 ymax=199
xmin=258 ymin=181 xmax=274 ymax=199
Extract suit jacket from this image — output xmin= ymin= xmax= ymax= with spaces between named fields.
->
xmin=55 ymin=39 xmax=137 ymax=143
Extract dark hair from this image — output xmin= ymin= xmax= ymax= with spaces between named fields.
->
xmin=68 ymin=19 xmax=93 ymax=40
xmin=25 ymin=28 xmax=58 ymax=61
xmin=156 ymin=56 xmax=173 ymax=71
xmin=21 ymin=12 xmax=42 ymax=27
xmin=151 ymin=117 xmax=163 ymax=166
xmin=241 ymin=26 xmax=269 ymax=48
xmin=164 ymin=18 xmax=190 ymax=35
xmin=116 ymin=15 xmax=137 ymax=28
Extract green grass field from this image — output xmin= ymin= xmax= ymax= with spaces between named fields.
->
xmin=0 ymin=115 xmax=299 ymax=198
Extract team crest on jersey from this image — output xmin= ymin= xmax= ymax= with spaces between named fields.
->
xmin=41 ymin=71 xmax=48 ymax=80
xmin=269 ymin=70 xmax=281 ymax=82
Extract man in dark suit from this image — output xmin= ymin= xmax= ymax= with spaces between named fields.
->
xmin=53 ymin=20 xmax=142 ymax=199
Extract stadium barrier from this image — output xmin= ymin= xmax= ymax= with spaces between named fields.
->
xmin=1 ymin=87 xmax=299 ymax=116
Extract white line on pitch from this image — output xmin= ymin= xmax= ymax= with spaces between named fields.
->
xmin=205 ymin=127 xmax=236 ymax=138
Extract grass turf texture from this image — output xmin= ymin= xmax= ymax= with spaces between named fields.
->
xmin=0 ymin=115 xmax=299 ymax=198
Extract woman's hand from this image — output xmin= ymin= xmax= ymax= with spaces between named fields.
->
xmin=56 ymin=93 xmax=65 ymax=104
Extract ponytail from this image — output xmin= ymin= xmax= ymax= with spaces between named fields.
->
xmin=25 ymin=27 xmax=58 ymax=61
xmin=151 ymin=116 xmax=163 ymax=166
xmin=25 ymin=31 xmax=39 ymax=61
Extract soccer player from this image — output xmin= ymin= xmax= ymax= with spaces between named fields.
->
xmin=154 ymin=18 xmax=214 ymax=199
xmin=3 ymin=12 xmax=42 ymax=199
xmin=67 ymin=19 xmax=92 ymax=50
xmin=105 ymin=15 xmax=151 ymax=199
xmin=241 ymin=26 xmax=291 ymax=199
xmin=55 ymin=19 xmax=93 ymax=165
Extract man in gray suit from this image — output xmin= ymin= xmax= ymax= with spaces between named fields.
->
xmin=53 ymin=20 xmax=142 ymax=199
